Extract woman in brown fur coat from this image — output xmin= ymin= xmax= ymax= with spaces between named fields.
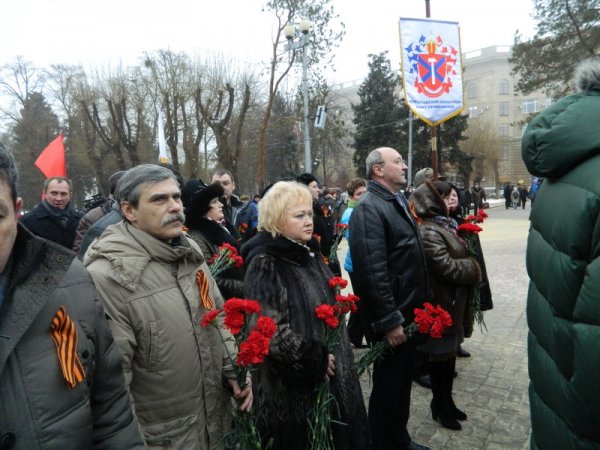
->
xmin=409 ymin=180 xmax=481 ymax=431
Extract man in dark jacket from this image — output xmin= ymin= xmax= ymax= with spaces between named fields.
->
xmin=212 ymin=168 xmax=243 ymax=241
xmin=20 ymin=176 xmax=83 ymax=249
xmin=0 ymin=145 xmax=143 ymax=449
xmin=522 ymin=57 xmax=600 ymax=450
xmin=296 ymin=172 xmax=341 ymax=276
xmin=349 ymin=147 xmax=430 ymax=450
xmin=72 ymin=170 xmax=125 ymax=253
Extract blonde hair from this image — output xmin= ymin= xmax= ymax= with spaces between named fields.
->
xmin=258 ymin=181 xmax=312 ymax=237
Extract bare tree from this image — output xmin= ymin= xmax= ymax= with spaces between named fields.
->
xmin=462 ymin=117 xmax=501 ymax=188
xmin=256 ymin=0 xmax=345 ymax=191
xmin=0 ymin=56 xmax=45 ymax=122
xmin=76 ymin=67 xmax=153 ymax=170
xmin=197 ymin=64 xmax=256 ymax=182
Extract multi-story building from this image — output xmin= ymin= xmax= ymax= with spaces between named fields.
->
xmin=462 ymin=45 xmax=547 ymax=191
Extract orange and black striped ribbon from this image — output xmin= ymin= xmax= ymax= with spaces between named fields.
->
xmin=50 ymin=306 xmax=85 ymax=389
xmin=196 ymin=270 xmax=214 ymax=310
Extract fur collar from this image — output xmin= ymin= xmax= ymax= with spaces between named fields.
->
xmin=241 ymin=231 xmax=319 ymax=266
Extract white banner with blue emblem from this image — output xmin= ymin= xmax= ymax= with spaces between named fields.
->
xmin=399 ymin=17 xmax=464 ymax=126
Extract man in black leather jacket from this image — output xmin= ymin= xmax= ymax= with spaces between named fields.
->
xmin=349 ymin=147 xmax=430 ymax=450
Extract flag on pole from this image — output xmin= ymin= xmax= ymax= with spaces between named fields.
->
xmin=157 ymin=108 xmax=169 ymax=163
xmin=399 ymin=17 xmax=464 ymax=126
xmin=35 ymin=133 xmax=67 ymax=178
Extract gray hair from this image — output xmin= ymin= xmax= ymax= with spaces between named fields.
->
xmin=115 ymin=164 xmax=177 ymax=207
xmin=0 ymin=143 xmax=19 ymax=205
xmin=365 ymin=149 xmax=383 ymax=179
xmin=573 ymin=57 xmax=600 ymax=93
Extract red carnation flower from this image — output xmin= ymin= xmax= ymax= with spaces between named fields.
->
xmin=254 ymin=316 xmax=277 ymax=338
xmin=458 ymin=222 xmax=483 ymax=234
xmin=200 ymin=308 xmax=222 ymax=328
xmin=328 ymin=276 xmax=348 ymax=290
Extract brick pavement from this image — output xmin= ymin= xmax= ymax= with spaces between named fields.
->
xmin=343 ymin=203 xmax=532 ymax=450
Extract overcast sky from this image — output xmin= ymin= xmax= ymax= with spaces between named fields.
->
xmin=1 ymin=0 xmax=535 ymax=84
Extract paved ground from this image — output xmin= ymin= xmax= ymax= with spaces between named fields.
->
xmin=342 ymin=201 xmax=533 ymax=450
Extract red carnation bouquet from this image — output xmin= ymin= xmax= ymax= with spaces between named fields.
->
xmin=308 ymin=276 xmax=359 ymax=450
xmin=328 ymin=223 xmax=349 ymax=265
xmin=201 ymin=298 xmax=276 ymax=450
xmin=458 ymin=209 xmax=488 ymax=331
xmin=355 ymin=302 xmax=453 ymax=376
xmin=208 ymin=243 xmax=243 ymax=278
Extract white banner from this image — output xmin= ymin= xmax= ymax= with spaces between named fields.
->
xmin=399 ymin=17 xmax=464 ymax=126
xmin=157 ymin=107 xmax=169 ymax=163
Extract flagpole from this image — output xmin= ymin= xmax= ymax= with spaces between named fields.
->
xmin=425 ymin=0 xmax=438 ymax=179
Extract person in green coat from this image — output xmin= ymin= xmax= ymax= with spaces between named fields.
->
xmin=522 ymin=57 xmax=600 ymax=450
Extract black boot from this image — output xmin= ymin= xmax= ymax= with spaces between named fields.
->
xmin=446 ymin=358 xmax=467 ymax=421
xmin=428 ymin=361 xmax=461 ymax=430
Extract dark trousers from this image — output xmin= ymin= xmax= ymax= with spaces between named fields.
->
xmin=369 ymin=343 xmax=418 ymax=450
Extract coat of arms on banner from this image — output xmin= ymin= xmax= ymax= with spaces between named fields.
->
xmin=399 ymin=18 xmax=464 ymax=126
xmin=406 ymin=35 xmax=458 ymax=98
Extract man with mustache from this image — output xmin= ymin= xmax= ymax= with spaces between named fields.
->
xmin=84 ymin=164 xmax=252 ymax=449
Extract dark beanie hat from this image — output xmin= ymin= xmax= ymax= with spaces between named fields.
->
xmin=188 ymin=182 xmax=225 ymax=218
xmin=296 ymin=172 xmax=318 ymax=186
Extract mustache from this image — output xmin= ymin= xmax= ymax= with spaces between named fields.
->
xmin=162 ymin=212 xmax=185 ymax=226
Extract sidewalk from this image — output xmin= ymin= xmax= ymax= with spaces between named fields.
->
xmin=345 ymin=206 xmax=532 ymax=449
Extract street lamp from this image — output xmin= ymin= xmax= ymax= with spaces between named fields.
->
xmin=284 ymin=19 xmax=312 ymax=173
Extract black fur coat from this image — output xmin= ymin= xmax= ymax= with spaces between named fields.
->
xmin=185 ymin=217 xmax=244 ymax=299
xmin=241 ymin=232 xmax=370 ymax=450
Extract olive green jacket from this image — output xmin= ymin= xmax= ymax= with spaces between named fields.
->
xmin=85 ymin=221 xmax=235 ymax=449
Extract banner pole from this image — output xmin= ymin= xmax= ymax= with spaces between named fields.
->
xmin=424 ymin=0 xmax=439 ymax=179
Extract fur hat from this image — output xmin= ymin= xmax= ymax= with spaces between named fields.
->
xmin=296 ymin=172 xmax=319 ymax=186
xmin=187 ymin=182 xmax=225 ymax=218
xmin=413 ymin=167 xmax=434 ymax=187
xmin=181 ymin=179 xmax=202 ymax=208
xmin=410 ymin=179 xmax=448 ymax=218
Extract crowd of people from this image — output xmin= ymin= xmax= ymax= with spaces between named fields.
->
xmin=1 ymin=138 xmax=494 ymax=450
xmin=3 ymin=56 xmax=599 ymax=450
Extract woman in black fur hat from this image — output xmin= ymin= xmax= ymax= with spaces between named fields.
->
xmin=184 ymin=182 xmax=244 ymax=299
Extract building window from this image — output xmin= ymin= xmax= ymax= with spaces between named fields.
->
xmin=522 ymin=99 xmax=538 ymax=114
xmin=500 ymin=144 xmax=509 ymax=160
xmin=499 ymin=101 xmax=509 ymax=116
xmin=468 ymin=106 xmax=479 ymax=118
xmin=498 ymin=123 xmax=509 ymax=137
xmin=499 ymin=79 xmax=510 ymax=95
xmin=468 ymin=83 xmax=478 ymax=99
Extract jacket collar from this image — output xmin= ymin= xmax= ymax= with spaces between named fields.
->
xmin=0 ymin=224 xmax=74 ymax=374
xmin=241 ymin=231 xmax=318 ymax=266
xmin=367 ymin=180 xmax=416 ymax=228
xmin=85 ymin=221 xmax=204 ymax=291
xmin=367 ymin=180 xmax=399 ymax=200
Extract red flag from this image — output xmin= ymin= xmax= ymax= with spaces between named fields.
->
xmin=35 ymin=133 xmax=66 ymax=178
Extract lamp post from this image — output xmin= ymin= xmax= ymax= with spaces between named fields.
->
xmin=284 ymin=19 xmax=312 ymax=173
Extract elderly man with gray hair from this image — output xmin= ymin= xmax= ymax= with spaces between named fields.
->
xmin=349 ymin=147 xmax=430 ymax=450
xmin=84 ymin=164 xmax=252 ymax=449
